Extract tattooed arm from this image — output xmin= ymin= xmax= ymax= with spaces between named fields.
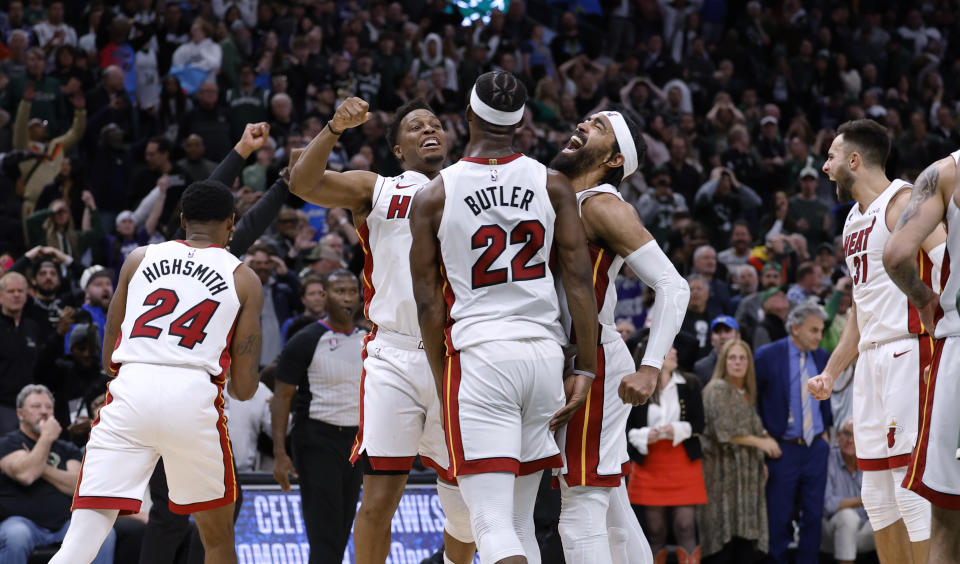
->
xmin=229 ymin=264 xmax=264 ymax=401
xmin=884 ymin=159 xmax=954 ymax=325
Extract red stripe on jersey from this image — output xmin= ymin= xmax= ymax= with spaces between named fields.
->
xmin=908 ymin=250 xmax=936 ymax=334
xmin=357 ymin=221 xmax=375 ymax=320
xmin=349 ymin=326 xmax=377 ymax=466
xmin=563 ymin=345 xmax=607 ymax=486
xmin=439 ymin=259 xmax=457 ymax=355
xmin=108 ymin=332 xmax=122 ymax=375
xmin=460 ymin=153 xmax=524 ymax=165
xmin=169 ymin=375 xmax=237 ymax=514
xmin=590 ymin=244 xmax=615 ymax=314
xmin=218 ymin=319 xmax=237 ymax=376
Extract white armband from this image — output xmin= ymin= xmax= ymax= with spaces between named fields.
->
xmin=625 ymin=240 xmax=690 ymax=369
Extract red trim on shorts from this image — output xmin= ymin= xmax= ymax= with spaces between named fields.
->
xmin=903 ymin=475 xmax=960 ymax=510
xmin=903 ymin=337 xmax=946 ymax=506
xmin=442 ymin=352 xmax=464 ymax=480
xmin=72 ymin=387 xmax=119 ymax=512
xmin=519 ymin=454 xmax=563 ymax=476
xmin=349 ymin=326 xmax=377 ymax=465
xmin=857 ymin=453 xmax=912 ymax=471
xmin=562 ymin=345 xmax=610 ymax=487
xmin=169 ymin=376 xmax=237 ymax=515
xmin=73 ymin=496 xmax=141 ymax=514
xmin=364 ymin=455 xmax=417 ymax=471
xmin=421 ymin=456 xmax=451 ymax=480
xmin=460 ymin=153 xmax=523 ymax=165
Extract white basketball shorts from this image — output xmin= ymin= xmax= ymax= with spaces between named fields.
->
xmin=442 ymin=338 xmax=565 ymax=478
xmin=556 ymin=339 xmax=633 ymax=488
xmin=73 ymin=363 xmax=236 ymax=515
xmin=349 ymin=329 xmax=448 ymax=474
xmin=853 ymin=336 xmax=932 ymax=470
xmin=902 ymin=336 xmax=960 ymax=509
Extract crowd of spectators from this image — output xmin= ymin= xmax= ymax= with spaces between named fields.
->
xmin=0 ymin=0 xmax=957 ymax=562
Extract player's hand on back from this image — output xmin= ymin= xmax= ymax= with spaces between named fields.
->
xmin=619 ymin=365 xmax=659 ymax=405
xmin=807 ymin=372 xmax=834 ymax=401
xmin=273 ymin=452 xmax=298 ymax=492
xmin=550 ymin=373 xmax=592 ymax=431
xmin=330 ymin=97 xmax=371 ymax=132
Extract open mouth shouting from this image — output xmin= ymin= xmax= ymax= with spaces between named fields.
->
xmin=563 ymin=132 xmax=587 ymax=153
xmin=421 ymin=136 xmax=442 ymax=151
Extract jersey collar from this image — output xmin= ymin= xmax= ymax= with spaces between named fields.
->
xmin=461 ymin=153 xmax=524 ymax=165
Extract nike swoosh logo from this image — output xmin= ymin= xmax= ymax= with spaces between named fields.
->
xmin=396 ymin=184 xmax=414 ymax=189
xmin=893 ymin=350 xmax=910 ymax=358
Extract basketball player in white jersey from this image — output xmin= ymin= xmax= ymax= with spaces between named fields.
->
xmin=410 ymin=70 xmax=599 ymax=564
xmin=806 ymin=120 xmax=942 ymax=564
xmin=289 ymin=97 xmax=475 ymax=563
xmin=883 ymin=149 xmax=960 ymax=563
xmin=49 ymin=180 xmax=264 ymax=564
xmin=547 ymin=109 xmax=690 ymax=564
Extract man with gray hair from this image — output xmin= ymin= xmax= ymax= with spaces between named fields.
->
xmin=754 ymin=301 xmax=833 ymax=564
xmin=0 ymin=384 xmax=115 ymax=563
xmin=821 ymin=418 xmax=876 ymax=564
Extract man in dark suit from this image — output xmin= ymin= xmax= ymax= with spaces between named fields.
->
xmin=754 ymin=301 xmax=832 ymax=564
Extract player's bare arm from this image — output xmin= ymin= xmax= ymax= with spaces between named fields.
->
xmin=289 ymin=97 xmax=377 ymax=214
xmin=101 ymin=246 xmax=147 ymax=374
xmin=228 ymin=264 xmax=264 ymax=401
xmin=271 ymin=380 xmax=297 ymax=492
xmin=409 ymin=177 xmax=448 ymax=395
xmin=580 ymin=192 xmax=690 ymax=405
xmin=809 ymin=301 xmax=859 ymax=400
xmin=887 ymin=186 xmax=947 ymax=255
xmin=546 ymin=170 xmax=598 ymax=429
xmin=885 ymin=158 xmax=955 ymax=328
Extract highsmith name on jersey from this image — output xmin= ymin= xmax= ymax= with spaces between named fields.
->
xmin=111 ymin=241 xmax=242 ymax=375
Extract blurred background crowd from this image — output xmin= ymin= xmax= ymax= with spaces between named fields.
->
xmin=0 ymin=0 xmax=958 ymax=563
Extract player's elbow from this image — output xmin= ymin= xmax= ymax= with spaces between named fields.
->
xmin=881 ymin=241 xmax=910 ymax=273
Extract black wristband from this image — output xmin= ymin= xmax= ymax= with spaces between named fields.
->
xmin=327 ymin=123 xmax=343 ymax=136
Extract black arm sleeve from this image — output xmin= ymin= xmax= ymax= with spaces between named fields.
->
xmin=229 ymin=179 xmax=290 ymax=258
xmin=209 ymin=149 xmax=247 ymax=187
xmin=275 ymin=323 xmax=325 ymax=387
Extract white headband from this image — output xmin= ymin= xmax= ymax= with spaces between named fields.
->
xmin=602 ymin=111 xmax=638 ymax=180
xmin=469 ymin=86 xmax=524 ymax=126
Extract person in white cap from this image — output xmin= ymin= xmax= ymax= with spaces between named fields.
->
xmin=548 ymin=108 xmax=690 ymax=564
xmin=410 ymin=70 xmax=599 ymax=564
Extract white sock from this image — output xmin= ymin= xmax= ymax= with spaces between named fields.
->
xmin=49 ymin=509 xmax=119 ymax=564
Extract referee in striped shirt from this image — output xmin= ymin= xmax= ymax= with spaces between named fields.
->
xmin=272 ymin=269 xmax=367 ymax=563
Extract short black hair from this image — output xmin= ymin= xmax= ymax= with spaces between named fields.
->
xmin=474 ymin=70 xmax=527 ymax=114
xmin=300 ymin=275 xmax=325 ymax=296
xmin=387 ymin=98 xmax=435 ymax=148
xmin=600 ymin=107 xmax=646 ymax=187
xmin=837 ymin=119 xmax=889 ymax=168
xmin=148 ymin=135 xmax=171 ymax=154
xmin=181 ymin=180 xmax=235 ymax=223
